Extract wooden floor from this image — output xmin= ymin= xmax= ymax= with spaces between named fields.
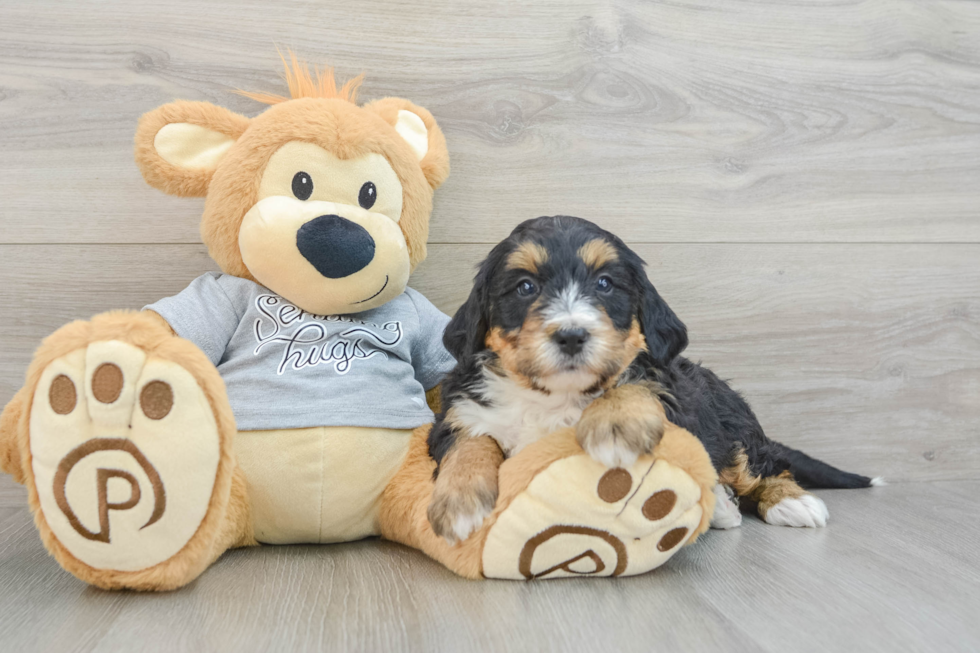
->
xmin=1 ymin=474 xmax=978 ymax=652
xmin=1 ymin=0 xmax=979 ymax=650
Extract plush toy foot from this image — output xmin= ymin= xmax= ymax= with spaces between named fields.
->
xmin=380 ymin=422 xmax=716 ymax=580
xmin=483 ymin=445 xmax=708 ymax=579
xmin=15 ymin=312 xmax=242 ymax=590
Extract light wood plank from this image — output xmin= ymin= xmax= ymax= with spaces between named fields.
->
xmin=0 ymin=2 xmax=977 ymax=650
xmin=0 ymin=243 xmax=977 ymax=482
xmin=1 ymin=0 xmax=979 ymax=245
xmin=0 ymin=479 xmax=27 ymax=509
xmin=0 ymin=474 xmax=977 ymax=652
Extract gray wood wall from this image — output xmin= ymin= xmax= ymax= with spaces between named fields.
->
xmin=1 ymin=0 xmax=978 ymax=483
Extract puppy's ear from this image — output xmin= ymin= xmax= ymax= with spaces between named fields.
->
xmin=443 ymin=245 xmax=505 ymax=360
xmin=443 ymin=276 xmax=490 ymax=361
xmin=637 ymin=272 xmax=688 ymax=368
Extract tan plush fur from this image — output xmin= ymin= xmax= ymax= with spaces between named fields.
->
xmin=492 ymin=424 xmax=716 ymax=544
xmin=4 ymin=58 xmax=455 ymax=590
xmin=3 ymin=56 xmax=718 ymax=588
xmin=135 ymin=101 xmax=251 ymax=198
xmin=10 ymin=311 xmax=254 ymax=590
xmin=0 ymin=388 xmax=27 ymax=484
xmin=378 ymin=425 xmax=486 ymax=579
xmin=424 ymin=386 xmax=442 ymax=414
xmin=198 ymin=97 xmax=443 ymax=276
xmin=365 ymin=97 xmax=450 ymax=190
xmin=378 ymin=419 xmax=717 ymax=578
xmin=133 ymin=57 xmax=450 ymax=277
xmin=655 ymin=424 xmax=718 ymax=542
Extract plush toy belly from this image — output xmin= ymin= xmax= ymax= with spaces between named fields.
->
xmin=235 ymin=426 xmax=413 ymax=544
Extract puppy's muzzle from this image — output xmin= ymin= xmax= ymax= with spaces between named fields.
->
xmin=296 ymin=214 xmax=376 ymax=279
xmin=552 ymin=327 xmax=590 ymax=356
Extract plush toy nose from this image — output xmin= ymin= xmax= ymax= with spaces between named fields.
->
xmin=296 ymin=215 xmax=376 ymax=279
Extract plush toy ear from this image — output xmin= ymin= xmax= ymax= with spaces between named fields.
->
xmin=364 ymin=97 xmax=450 ymax=190
xmin=134 ymin=101 xmax=251 ymax=197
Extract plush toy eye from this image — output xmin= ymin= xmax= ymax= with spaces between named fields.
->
xmin=358 ymin=181 xmax=377 ymax=209
xmin=517 ymin=279 xmax=538 ymax=297
xmin=596 ymin=276 xmax=613 ymax=293
xmin=292 ymin=172 xmax=313 ymax=201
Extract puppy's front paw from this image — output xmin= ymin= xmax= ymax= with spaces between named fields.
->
xmin=577 ymin=386 xmax=665 ymax=468
xmin=710 ymin=484 xmax=742 ymax=529
xmin=427 ymin=477 xmax=498 ymax=545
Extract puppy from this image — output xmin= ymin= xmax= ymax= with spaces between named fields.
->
xmin=427 ymin=216 xmax=876 ymax=543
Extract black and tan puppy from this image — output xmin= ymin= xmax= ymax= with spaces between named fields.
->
xmin=427 ymin=216 xmax=877 ymax=544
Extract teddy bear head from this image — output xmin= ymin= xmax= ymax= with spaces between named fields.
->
xmin=134 ymin=55 xmax=449 ymax=315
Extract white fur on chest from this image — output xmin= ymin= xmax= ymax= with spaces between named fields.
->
xmin=452 ymin=370 xmax=598 ymax=457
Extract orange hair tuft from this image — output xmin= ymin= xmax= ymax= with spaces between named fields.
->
xmin=237 ymin=50 xmax=364 ymax=105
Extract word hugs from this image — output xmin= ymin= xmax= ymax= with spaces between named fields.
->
xmin=253 ymin=294 xmax=403 ymax=375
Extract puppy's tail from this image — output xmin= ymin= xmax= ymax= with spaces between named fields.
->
xmin=776 ymin=443 xmax=880 ymax=489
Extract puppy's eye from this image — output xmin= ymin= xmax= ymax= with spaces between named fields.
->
xmin=596 ymin=276 xmax=613 ymax=293
xmin=516 ymin=280 xmax=538 ymax=297
xmin=358 ymin=181 xmax=377 ymax=209
xmin=292 ymin=172 xmax=313 ymax=201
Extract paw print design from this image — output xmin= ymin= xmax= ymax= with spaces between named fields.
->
xmin=29 ymin=340 xmax=222 ymax=572
xmin=482 ymin=454 xmax=706 ymax=579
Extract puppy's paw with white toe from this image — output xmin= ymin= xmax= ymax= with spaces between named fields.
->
xmin=709 ymin=484 xmax=742 ymax=529
xmin=582 ymin=440 xmax=640 ymax=470
xmin=576 ymin=385 xmax=664 ymax=469
xmin=427 ymin=478 xmax=497 ymax=545
xmin=763 ymin=494 xmax=828 ymax=528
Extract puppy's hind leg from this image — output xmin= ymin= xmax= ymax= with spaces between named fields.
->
xmin=719 ymin=450 xmax=828 ymax=528
xmin=755 ymin=473 xmax=829 ymax=528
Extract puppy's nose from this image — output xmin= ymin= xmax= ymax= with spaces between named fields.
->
xmin=296 ymin=215 xmax=376 ymax=279
xmin=552 ymin=328 xmax=590 ymax=356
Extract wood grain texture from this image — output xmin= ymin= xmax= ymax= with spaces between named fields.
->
xmin=0 ymin=479 xmax=27 ymax=509
xmin=0 ymin=0 xmax=979 ymax=244
xmin=0 ymin=474 xmax=977 ymax=652
xmin=1 ymin=1 xmax=979 ymax=648
xmin=1 ymin=243 xmax=977 ymax=482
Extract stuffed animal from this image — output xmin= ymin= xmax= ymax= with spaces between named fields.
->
xmin=0 ymin=56 xmax=717 ymax=589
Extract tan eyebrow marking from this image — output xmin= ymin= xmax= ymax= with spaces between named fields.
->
xmin=578 ymin=239 xmax=619 ymax=269
xmin=506 ymin=241 xmax=549 ymax=273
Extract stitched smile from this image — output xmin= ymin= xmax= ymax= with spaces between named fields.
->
xmin=352 ymin=275 xmax=389 ymax=304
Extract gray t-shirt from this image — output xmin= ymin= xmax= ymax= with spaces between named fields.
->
xmin=145 ymin=273 xmax=455 ymax=431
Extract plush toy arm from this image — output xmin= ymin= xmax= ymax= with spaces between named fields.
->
xmin=142 ymin=309 xmax=177 ymax=335
xmin=0 ymin=387 xmax=28 ymax=484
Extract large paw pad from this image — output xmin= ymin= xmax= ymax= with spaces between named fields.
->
xmin=482 ymin=456 xmax=704 ymax=579
xmin=29 ymin=341 xmax=221 ymax=572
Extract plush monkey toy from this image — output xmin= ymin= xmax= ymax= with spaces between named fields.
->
xmin=0 ymin=57 xmax=716 ymax=589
